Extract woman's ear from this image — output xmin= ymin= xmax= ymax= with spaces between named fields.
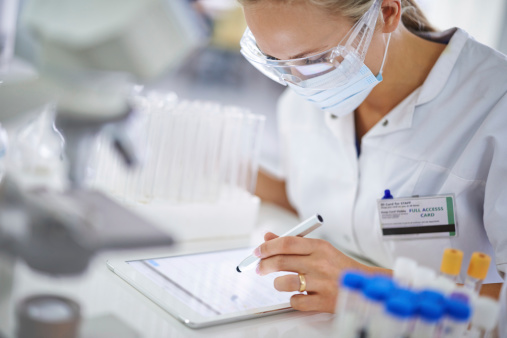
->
xmin=381 ymin=0 xmax=402 ymax=33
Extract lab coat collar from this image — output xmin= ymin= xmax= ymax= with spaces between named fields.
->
xmin=324 ymin=87 xmax=421 ymax=140
xmin=415 ymin=28 xmax=469 ymax=105
xmin=325 ymin=28 xmax=469 ymax=139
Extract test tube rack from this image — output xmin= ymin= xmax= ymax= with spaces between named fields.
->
xmin=86 ymin=90 xmax=265 ymax=240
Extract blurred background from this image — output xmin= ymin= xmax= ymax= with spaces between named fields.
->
xmin=12 ymin=0 xmax=507 ymax=179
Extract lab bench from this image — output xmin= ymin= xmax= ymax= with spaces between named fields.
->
xmin=0 ymin=203 xmax=337 ymax=338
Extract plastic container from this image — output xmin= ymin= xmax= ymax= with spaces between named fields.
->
xmin=393 ymin=257 xmax=417 ymax=287
xmin=379 ymin=293 xmax=417 ymax=338
xmin=440 ymin=248 xmax=464 ymax=282
xmin=440 ymin=298 xmax=471 ymax=337
xmin=127 ymin=193 xmax=260 ymax=241
xmin=412 ymin=266 xmax=437 ymax=290
xmin=411 ymin=300 xmax=444 ymax=338
xmin=464 ymin=252 xmax=491 ymax=294
xmin=360 ymin=276 xmax=396 ymax=338
xmin=86 ymin=92 xmax=266 ymax=240
xmin=418 ymin=290 xmax=445 ymax=305
xmin=333 ymin=271 xmax=368 ymax=338
xmin=428 ymin=276 xmax=457 ymax=296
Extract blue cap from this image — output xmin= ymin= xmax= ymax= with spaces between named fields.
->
xmin=418 ymin=290 xmax=445 ymax=305
xmin=386 ymin=296 xmax=417 ymax=319
xmin=418 ymin=300 xmax=444 ymax=323
xmin=392 ymin=288 xmax=419 ymax=303
xmin=340 ymin=271 xmax=368 ymax=291
xmin=445 ymin=299 xmax=471 ymax=322
xmin=382 ymin=189 xmax=394 ymax=199
xmin=363 ymin=276 xmax=396 ymax=302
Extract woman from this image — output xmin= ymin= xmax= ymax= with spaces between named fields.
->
xmin=239 ymin=0 xmax=507 ymax=313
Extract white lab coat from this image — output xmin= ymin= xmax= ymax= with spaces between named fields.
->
xmin=275 ymin=28 xmax=507 ymax=283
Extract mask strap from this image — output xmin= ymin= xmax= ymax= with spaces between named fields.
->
xmin=378 ymin=33 xmax=391 ymax=75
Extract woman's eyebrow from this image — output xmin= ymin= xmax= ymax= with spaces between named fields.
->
xmin=288 ymin=47 xmax=325 ymax=60
xmin=259 ymin=44 xmax=328 ymax=61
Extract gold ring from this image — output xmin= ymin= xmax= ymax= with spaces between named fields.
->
xmin=298 ymin=274 xmax=307 ymax=292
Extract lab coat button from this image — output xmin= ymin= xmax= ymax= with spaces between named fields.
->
xmin=382 ymin=119 xmax=389 ymax=127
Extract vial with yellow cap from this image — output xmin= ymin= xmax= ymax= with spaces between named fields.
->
xmin=440 ymin=248 xmax=464 ymax=282
xmin=464 ymin=252 xmax=491 ymax=294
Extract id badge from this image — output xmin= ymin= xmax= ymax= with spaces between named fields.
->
xmin=377 ymin=194 xmax=457 ymax=240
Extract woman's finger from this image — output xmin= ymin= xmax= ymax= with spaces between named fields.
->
xmin=274 ymin=274 xmax=328 ymax=293
xmin=256 ymin=236 xmax=316 ymax=259
xmin=258 ymin=254 xmax=313 ymax=275
xmin=264 ymin=232 xmax=279 ymax=241
xmin=290 ymin=294 xmax=336 ymax=313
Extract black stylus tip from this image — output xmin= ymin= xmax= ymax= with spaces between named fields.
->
xmin=236 ymin=266 xmax=241 ymax=273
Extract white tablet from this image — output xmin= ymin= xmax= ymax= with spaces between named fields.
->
xmin=106 ymin=248 xmax=298 ymax=328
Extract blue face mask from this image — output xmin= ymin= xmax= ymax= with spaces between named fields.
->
xmin=288 ymin=34 xmax=391 ymax=117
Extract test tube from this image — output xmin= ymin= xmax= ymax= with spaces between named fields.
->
xmin=154 ymin=103 xmax=175 ymax=199
xmin=412 ymin=266 xmax=437 ymax=290
xmin=167 ymin=104 xmax=187 ymax=202
xmin=203 ymin=104 xmax=222 ymax=201
xmin=246 ymin=114 xmax=265 ymax=195
xmin=179 ymin=102 xmax=200 ymax=202
xmin=417 ymin=289 xmax=446 ymax=337
xmin=191 ymin=103 xmax=211 ymax=202
xmin=440 ymin=298 xmax=471 ymax=337
xmin=379 ymin=293 xmax=417 ymax=338
xmin=428 ymin=275 xmax=457 ymax=296
xmin=0 ymin=0 xmax=19 ymax=70
xmin=464 ymin=252 xmax=491 ymax=294
xmin=440 ymin=248 xmax=464 ymax=282
xmin=237 ymin=112 xmax=252 ymax=198
xmin=393 ymin=257 xmax=418 ymax=287
xmin=227 ymin=107 xmax=244 ymax=200
xmin=216 ymin=108 xmax=235 ymax=200
xmin=418 ymin=289 xmax=446 ymax=305
xmin=467 ymin=296 xmax=500 ymax=338
xmin=411 ymin=299 xmax=444 ymax=338
xmin=449 ymin=291 xmax=470 ymax=304
xmin=359 ymin=275 xmax=396 ymax=338
xmin=333 ymin=271 xmax=368 ymax=338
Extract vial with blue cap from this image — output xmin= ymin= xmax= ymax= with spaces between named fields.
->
xmin=333 ymin=271 xmax=368 ymax=338
xmin=411 ymin=299 xmax=445 ymax=338
xmin=440 ymin=298 xmax=472 ymax=337
xmin=418 ymin=290 xmax=446 ymax=305
xmin=359 ymin=275 xmax=396 ymax=338
xmin=378 ymin=293 xmax=418 ymax=338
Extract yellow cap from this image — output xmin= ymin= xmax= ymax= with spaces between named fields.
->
xmin=440 ymin=248 xmax=464 ymax=276
xmin=467 ymin=252 xmax=491 ymax=280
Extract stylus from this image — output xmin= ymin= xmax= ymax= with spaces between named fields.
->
xmin=236 ymin=214 xmax=324 ymax=273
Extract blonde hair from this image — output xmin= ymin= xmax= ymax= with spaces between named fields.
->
xmin=238 ymin=0 xmax=436 ymax=33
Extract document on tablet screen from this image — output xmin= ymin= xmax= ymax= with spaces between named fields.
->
xmin=128 ymin=248 xmax=298 ymax=317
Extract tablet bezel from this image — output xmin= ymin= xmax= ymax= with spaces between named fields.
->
xmin=106 ymin=248 xmax=295 ymax=329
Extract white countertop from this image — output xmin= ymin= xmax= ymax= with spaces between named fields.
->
xmin=0 ymin=203 xmax=338 ymax=338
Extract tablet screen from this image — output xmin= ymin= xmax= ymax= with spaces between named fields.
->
xmin=128 ymin=248 xmax=298 ymax=317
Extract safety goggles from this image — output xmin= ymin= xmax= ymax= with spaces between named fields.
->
xmin=240 ymin=0 xmax=382 ymax=89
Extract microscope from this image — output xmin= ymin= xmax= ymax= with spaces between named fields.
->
xmin=0 ymin=0 xmax=205 ymax=336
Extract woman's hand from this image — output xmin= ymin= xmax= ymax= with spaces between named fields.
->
xmin=255 ymin=232 xmax=381 ymax=313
